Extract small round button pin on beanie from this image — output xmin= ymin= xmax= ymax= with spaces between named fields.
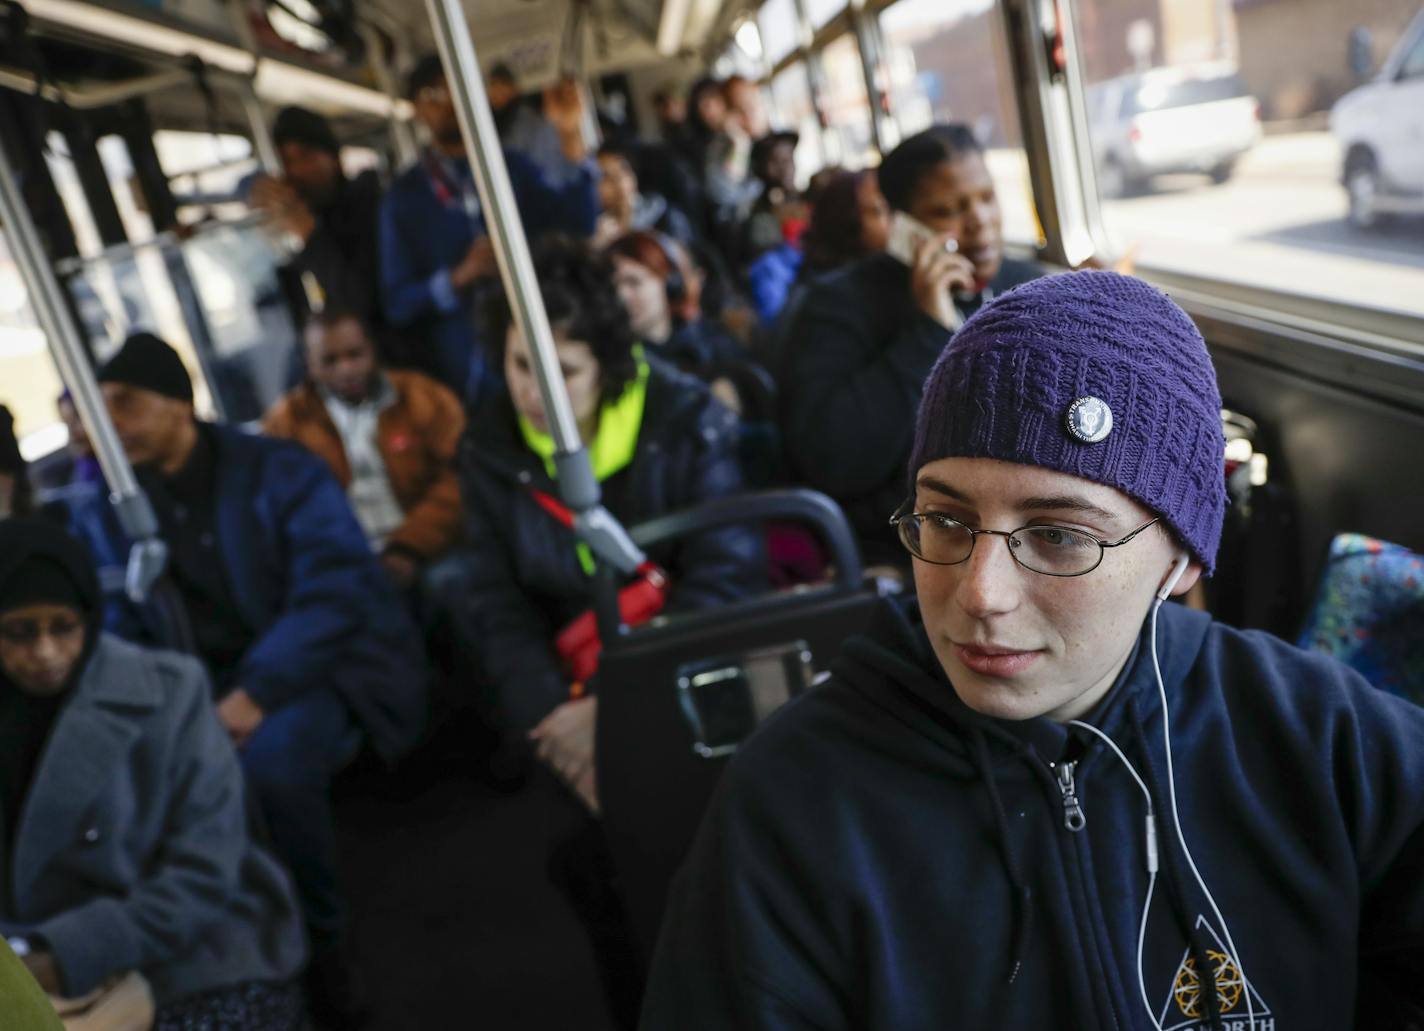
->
xmin=1066 ymin=396 xmax=1113 ymax=444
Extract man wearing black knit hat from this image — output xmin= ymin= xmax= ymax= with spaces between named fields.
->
xmin=251 ymin=107 xmax=411 ymax=369
xmin=69 ymin=331 xmax=427 ymax=1027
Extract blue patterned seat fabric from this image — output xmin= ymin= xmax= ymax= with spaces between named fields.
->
xmin=1298 ymin=533 xmax=1424 ymax=702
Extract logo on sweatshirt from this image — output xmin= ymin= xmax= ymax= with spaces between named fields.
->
xmin=1158 ymin=916 xmax=1274 ymax=1031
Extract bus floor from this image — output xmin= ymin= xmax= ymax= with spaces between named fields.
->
xmin=333 ymin=710 xmax=619 ymax=1030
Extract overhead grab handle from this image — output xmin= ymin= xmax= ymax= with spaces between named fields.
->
xmin=0 ymin=129 xmax=169 ymax=601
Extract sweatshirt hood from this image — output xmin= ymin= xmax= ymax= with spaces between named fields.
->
xmin=833 ymin=594 xmax=1212 ymax=765
xmin=829 ymin=594 xmax=1213 ymax=991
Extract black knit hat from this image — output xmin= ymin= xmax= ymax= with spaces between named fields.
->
xmin=0 ymin=518 xmax=100 ymax=617
xmin=97 ymin=332 xmax=193 ymax=404
xmin=407 ymin=54 xmax=445 ymax=100
xmin=273 ymin=106 xmax=339 ymax=156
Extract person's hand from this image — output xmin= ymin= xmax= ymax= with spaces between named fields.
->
xmin=910 ymin=233 xmax=976 ymax=330
xmin=380 ymin=551 xmax=420 ymax=591
xmin=544 ymin=78 xmax=587 ymax=161
xmin=248 ymin=174 xmax=288 ymax=212
xmin=570 ymin=764 xmax=600 ymax=815
xmin=591 ymin=212 xmax=626 ymax=249
xmin=249 ymin=175 xmax=316 ymax=240
xmin=1073 ymin=241 xmax=1139 ymax=274
xmin=530 ymin=696 xmax=598 ymax=808
xmin=23 ymin=951 xmax=62 ymax=995
xmin=217 ymin=688 xmax=265 ymax=749
xmin=708 ymin=376 xmax=743 ymax=416
xmin=450 ymin=236 xmax=497 ymax=289
xmin=543 ymin=77 xmax=584 ymax=134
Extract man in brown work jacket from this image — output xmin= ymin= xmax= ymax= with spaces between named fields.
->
xmin=264 ymin=311 xmax=465 ymax=592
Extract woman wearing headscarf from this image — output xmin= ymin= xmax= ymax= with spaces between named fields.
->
xmin=0 ymin=518 xmax=307 ymax=1029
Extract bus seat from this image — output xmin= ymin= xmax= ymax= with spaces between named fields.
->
xmin=1210 ymin=406 xmax=1302 ymax=637
xmin=1298 ymin=533 xmax=1424 ymax=702
xmin=594 ymin=489 xmax=886 ymax=968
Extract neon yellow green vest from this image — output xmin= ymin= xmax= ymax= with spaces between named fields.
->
xmin=518 ymin=353 xmax=651 ymax=575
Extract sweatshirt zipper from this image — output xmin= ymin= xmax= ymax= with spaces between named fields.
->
xmin=1040 ymin=758 xmax=1123 ymax=1030
xmin=1054 ymin=760 xmax=1087 ymax=832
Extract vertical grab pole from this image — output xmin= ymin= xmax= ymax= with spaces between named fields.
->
xmin=423 ymin=0 xmax=584 ymax=475
xmin=240 ymin=83 xmax=281 ymax=175
xmin=0 ymin=136 xmax=168 ymax=599
xmin=423 ymin=0 xmax=643 ymax=645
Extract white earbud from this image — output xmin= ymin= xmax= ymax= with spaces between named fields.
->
xmin=1156 ymin=552 xmax=1191 ymax=603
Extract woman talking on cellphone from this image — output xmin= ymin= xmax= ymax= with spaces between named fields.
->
xmin=776 ymin=124 xmax=1041 ymax=568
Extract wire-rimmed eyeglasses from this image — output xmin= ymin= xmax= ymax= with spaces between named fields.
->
xmin=889 ymin=501 xmax=1161 ymax=577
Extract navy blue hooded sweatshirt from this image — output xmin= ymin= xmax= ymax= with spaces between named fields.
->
xmin=640 ymin=599 xmax=1424 ymax=1030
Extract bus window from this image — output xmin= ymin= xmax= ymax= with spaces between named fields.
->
xmin=819 ymin=35 xmax=874 ymax=168
xmin=804 ymin=0 xmax=846 ymax=31
xmin=179 ymin=221 xmax=297 ymax=421
xmin=759 ymin=0 xmax=802 ymax=67
xmin=42 ymin=134 xmax=104 ymax=260
xmin=1071 ymin=0 xmax=1424 ymax=320
xmin=877 ymin=0 xmax=1040 ymax=246
xmin=770 ymin=62 xmax=827 ymax=186
xmin=721 ymin=20 xmax=768 ymax=80
xmin=0 ymin=236 xmax=65 ymax=461
xmin=154 ymin=131 xmax=258 ymax=224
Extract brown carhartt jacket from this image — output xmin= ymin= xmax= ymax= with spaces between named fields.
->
xmin=263 ymin=369 xmax=465 ymax=559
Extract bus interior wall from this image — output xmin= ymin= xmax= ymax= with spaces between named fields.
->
xmin=1205 ymin=340 xmax=1424 ymax=637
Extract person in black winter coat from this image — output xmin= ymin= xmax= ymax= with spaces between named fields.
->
xmin=457 ymin=240 xmax=763 ymax=762
xmin=593 ymin=142 xmax=697 ymax=249
xmin=777 ymin=123 xmax=1040 ymax=566
xmin=642 ymin=272 xmax=1424 ymax=1031
xmin=251 ymin=107 xmax=414 ymax=371
xmin=457 ymin=240 xmax=762 ymax=1028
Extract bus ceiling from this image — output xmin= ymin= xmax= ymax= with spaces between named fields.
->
xmin=1 ymin=0 xmax=744 ymax=113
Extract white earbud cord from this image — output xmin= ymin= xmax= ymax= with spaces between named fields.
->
xmin=1067 ymin=718 xmax=1161 ymax=1031
xmin=1150 ymin=593 xmax=1256 ymax=1031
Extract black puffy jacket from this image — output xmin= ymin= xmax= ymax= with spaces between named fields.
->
xmin=457 ymin=356 xmax=765 ymax=731
xmin=778 ymin=253 xmax=1041 ymax=565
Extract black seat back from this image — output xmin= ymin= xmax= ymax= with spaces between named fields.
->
xmin=594 ymin=489 xmax=884 ymax=966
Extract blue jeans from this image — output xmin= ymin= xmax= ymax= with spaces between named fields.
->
xmin=240 ymin=688 xmax=362 ymax=947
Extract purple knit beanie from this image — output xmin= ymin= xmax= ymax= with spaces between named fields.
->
xmin=908 ymin=270 xmax=1226 ymax=574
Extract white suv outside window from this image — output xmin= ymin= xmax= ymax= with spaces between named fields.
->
xmin=1330 ymin=8 xmax=1424 ymax=228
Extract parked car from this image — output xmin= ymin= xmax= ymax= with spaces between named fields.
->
xmin=1329 ymin=8 xmax=1424 ymax=229
xmin=1087 ymin=62 xmax=1261 ymax=198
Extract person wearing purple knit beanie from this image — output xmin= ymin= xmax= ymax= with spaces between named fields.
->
xmin=642 ymin=271 xmax=1424 ymax=1031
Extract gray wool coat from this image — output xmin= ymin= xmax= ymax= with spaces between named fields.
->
xmin=0 ymin=634 xmax=307 ymax=1003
